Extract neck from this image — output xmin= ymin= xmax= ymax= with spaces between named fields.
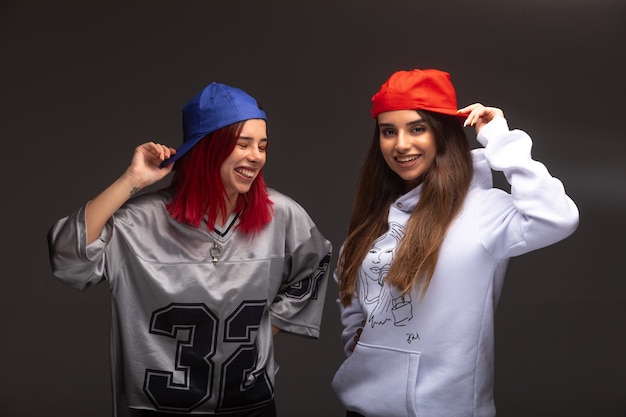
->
xmin=216 ymin=193 xmax=239 ymax=227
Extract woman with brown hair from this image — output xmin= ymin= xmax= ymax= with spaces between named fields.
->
xmin=331 ymin=69 xmax=579 ymax=417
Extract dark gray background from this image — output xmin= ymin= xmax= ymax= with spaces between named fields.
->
xmin=2 ymin=1 xmax=625 ymax=416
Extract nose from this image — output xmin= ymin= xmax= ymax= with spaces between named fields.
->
xmin=247 ymin=145 xmax=263 ymax=162
xmin=395 ymin=131 xmax=410 ymax=152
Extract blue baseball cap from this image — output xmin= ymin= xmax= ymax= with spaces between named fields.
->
xmin=161 ymin=82 xmax=266 ymax=167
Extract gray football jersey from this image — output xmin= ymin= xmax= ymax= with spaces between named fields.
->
xmin=48 ymin=188 xmax=332 ymax=415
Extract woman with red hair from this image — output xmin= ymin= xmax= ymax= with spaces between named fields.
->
xmin=48 ymin=82 xmax=332 ymax=417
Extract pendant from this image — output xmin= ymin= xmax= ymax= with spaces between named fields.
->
xmin=210 ymin=241 xmax=221 ymax=264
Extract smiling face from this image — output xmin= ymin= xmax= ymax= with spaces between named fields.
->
xmin=378 ymin=110 xmax=437 ymax=191
xmin=220 ymin=118 xmax=268 ymax=202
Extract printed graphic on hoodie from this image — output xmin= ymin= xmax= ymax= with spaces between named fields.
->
xmin=359 ymin=221 xmax=414 ymax=328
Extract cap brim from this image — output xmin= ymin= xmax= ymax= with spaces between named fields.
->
xmin=160 ymin=152 xmax=181 ymax=168
xmin=372 ymin=106 xmax=471 ymax=120
xmin=159 ymin=133 xmax=204 ymax=168
xmin=456 ymin=110 xmax=471 ymax=122
xmin=422 ymin=107 xmax=470 ymax=119
xmin=425 ymin=108 xmax=471 ymax=123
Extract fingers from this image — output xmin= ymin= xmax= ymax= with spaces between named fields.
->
xmin=460 ymin=103 xmax=486 ymax=127
xmin=458 ymin=102 xmax=484 ymax=115
xmin=147 ymin=141 xmax=176 ymax=163
xmin=354 ymin=327 xmax=363 ymax=340
xmin=349 ymin=321 xmax=366 ymax=352
xmin=458 ymin=103 xmax=505 ymax=127
xmin=349 ymin=329 xmax=361 ymax=351
xmin=349 ymin=329 xmax=361 ymax=352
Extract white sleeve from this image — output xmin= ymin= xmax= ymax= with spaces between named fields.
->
xmin=334 ymin=266 xmax=366 ymax=357
xmin=476 ymin=118 xmax=579 ymax=258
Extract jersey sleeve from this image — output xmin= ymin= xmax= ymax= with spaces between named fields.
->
xmin=475 ymin=118 xmax=579 ymax=259
xmin=47 ymin=202 xmax=113 ymax=291
xmin=268 ymin=197 xmax=332 ymax=338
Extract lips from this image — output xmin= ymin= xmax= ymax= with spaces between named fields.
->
xmin=396 ymin=155 xmax=420 ymax=163
xmin=235 ymin=167 xmax=256 ymax=178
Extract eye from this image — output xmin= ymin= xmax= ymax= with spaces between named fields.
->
xmin=381 ymin=128 xmax=396 ymax=137
xmin=410 ymin=125 xmax=427 ymax=134
xmin=237 ymin=141 xmax=248 ymax=149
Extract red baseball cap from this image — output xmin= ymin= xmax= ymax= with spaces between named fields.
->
xmin=370 ymin=69 xmax=469 ymax=120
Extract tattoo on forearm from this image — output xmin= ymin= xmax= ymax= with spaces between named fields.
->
xmin=130 ymin=187 xmax=140 ymax=196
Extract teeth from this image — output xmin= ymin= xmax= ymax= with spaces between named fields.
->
xmin=397 ymin=155 xmax=418 ymax=163
xmin=236 ymin=168 xmax=255 ymax=178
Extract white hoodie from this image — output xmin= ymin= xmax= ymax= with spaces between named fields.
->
xmin=331 ymin=118 xmax=579 ymax=417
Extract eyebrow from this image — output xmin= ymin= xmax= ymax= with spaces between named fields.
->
xmin=379 ymin=118 xmax=425 ymax=128
xmin=238 ymin=136 xmax=268 ymax=142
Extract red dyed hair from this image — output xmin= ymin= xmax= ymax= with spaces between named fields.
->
xmin=166 ymin=121 xmax=273 ymax=235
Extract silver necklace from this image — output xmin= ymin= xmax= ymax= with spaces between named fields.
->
xmin=210 ymin=241 xmax=221 ymax=264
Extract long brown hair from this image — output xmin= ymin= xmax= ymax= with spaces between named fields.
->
xmin=338 ymin=110 xmax=473 ymax=306
xmin=166 ymin=121 xmax=273 ymax=235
